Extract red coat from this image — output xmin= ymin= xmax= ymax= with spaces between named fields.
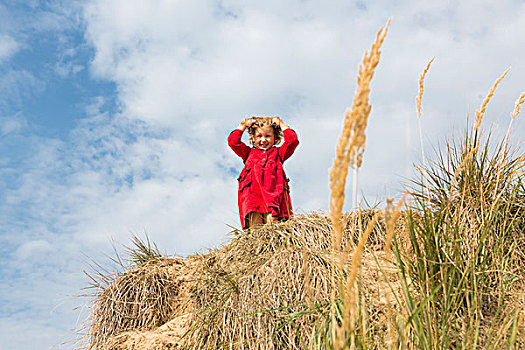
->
xmin=228 ymin=128 xmax=299 ymax=228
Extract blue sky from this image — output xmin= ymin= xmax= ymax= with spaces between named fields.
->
xmin=1 ymin=0 xmax=525 ymax=349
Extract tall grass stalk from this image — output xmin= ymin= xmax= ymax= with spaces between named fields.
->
xmin=329 ymin=18 xmax=390 ymax=349
xmin=474 ymin=68 xmax=510 ymax=132
xmin=416 ymin=57 xmax=434 ymax=201
xmin=329 ymin=18 xmax=390 ymax=240
xmin=503 ymin=91 xmax=525 ymax=150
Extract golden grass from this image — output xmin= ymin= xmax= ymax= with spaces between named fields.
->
xmin=453 ymin=144 xmax=479 ymax=180
xmin=416 ymin=57 xmax=434 ymax=121
xmin=329 ymin=19 xmax=390 ymax=238
xmin=384 ymin=195 xmax=405 ymax=253
xmin=416 ymin=58 xmax=434 ymax=201
xmin=503 ymin=91 xmax=525 ymax=150
xmin=83 ymin=212 xmax=408 ymax=349
xmin=83 ymin=258 xmax=195 ymax=349
xmin=328 ymin=19 xmax=390 ymax=348
xmin=511 ymin=92 xmax=525 ymax=119
xmin=474 ymin=68 xmax=510 ymax=131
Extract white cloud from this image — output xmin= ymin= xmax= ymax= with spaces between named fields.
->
xmin=0 ymin=318 xmax=73 ymax=350
xmin=0 ymin=34 xmax=19 ymax=62
xmin=0 ymin=112 xmax=25 ymax=136
xmin=15 ymin=239 xmax=55 ymax=259
xmin=0 ymin=70 xmax=42 ymax=111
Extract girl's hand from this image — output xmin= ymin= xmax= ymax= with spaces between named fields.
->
xmin=244 ymin=118 xmax=257 ymax=128
xmin=238 ymin=117 xmax=255 ymax=131
xmin=272 ymin=116 xmax=289 ymax=130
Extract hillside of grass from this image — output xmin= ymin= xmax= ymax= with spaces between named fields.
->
xmin=82 ymin=212 xmax=403 ymax=349
xmin=81 ymin=202 xmax=524 ymax=349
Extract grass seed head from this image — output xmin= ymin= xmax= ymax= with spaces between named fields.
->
xmin=511 ymin=91 xmax=525 ymax=119
xmin=474 ymin=68 xmax=510 ymax=131
xmin=416 ymin=57 xmax=435 ymax=120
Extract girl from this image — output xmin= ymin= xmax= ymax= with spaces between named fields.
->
xmin=228 ymin=116 xmax=299 ymax=228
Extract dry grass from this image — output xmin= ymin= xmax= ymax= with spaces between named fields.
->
xmin=511 ymin=92 xmax=525 ymax=119
xmin=474 ymin=68 xmax=510 ymax=131
xmin=329 ymin=18 xmax=390 ymax=226
xmin=416 ymin=58 xmax=434 ymax=200
xmin=502 ymin=91 xmax=525 ymax=150
xmin=416 ymin=57 xmax=434 ymax=121
xmin=328 ymin=18 xmax=390 ymax=348
xmin=81 ymin=203 xmax=523 ymax=349
xmin=83 ymin=257 xmax=196 ymax=349
xmin=404 ymin=66 xmax=525 ymax=348
xmin=82 ymin=212 xmax=410 ymax=349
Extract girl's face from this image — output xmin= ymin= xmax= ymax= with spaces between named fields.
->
xmin=254 ymin=125 xmax=275 ymax=150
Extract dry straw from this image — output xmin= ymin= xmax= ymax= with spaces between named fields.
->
xmin=384 ymin=195 xmax=406 ymax=253
xmin=474 ymin=68 xmax=510 ymax=131
xmin=415 ymin=58 xmax=434 ymax=200
xmin=416 ymin=57 xmax=435 ymax=121
xmin=382 ymin=196 xmax=406 ymax=346
xmin=341 ymin=214 xmax=379 ymax=333
xmin=328 ymin=18 xmax=390 ymax=349
xmin=329 ymin=18 xmax=390 ymax=248
xmin=84 ymin=213 xmax=397 ymax=349
xmin=83 ymin=258 xmax=189 ymax=349
xmin=511 ymin=92 xmax=525 ymax=119
xmin=453 ymin=144 xmax=480 ymax=180
xmin=503 ymin=91 xmax=525 ymax=149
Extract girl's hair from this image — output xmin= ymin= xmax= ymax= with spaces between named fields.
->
xmin=247 ymin=117 xmax=283 ymax=146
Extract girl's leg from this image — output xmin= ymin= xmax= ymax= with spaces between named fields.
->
xmin=247 ymin=212 xmax=264 ymax=227
xmin=266 ymin=213 xmax=278 ymax=224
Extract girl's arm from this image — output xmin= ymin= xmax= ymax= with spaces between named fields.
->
xmin=236 ymin=118 xmax=255 ymax=132
xmin=228 ymin=118 xmax=254 ymax=161
xmin=273 ymin=117 xmax=299 ymax=162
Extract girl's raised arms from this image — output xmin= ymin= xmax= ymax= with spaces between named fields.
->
xmin=237 ymin=117 xmax=256 ymax=132
xmin=237 ymin=116 xmax=289 ymax=132
xmin=271 ymin=116 xmax=289 ymax=131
